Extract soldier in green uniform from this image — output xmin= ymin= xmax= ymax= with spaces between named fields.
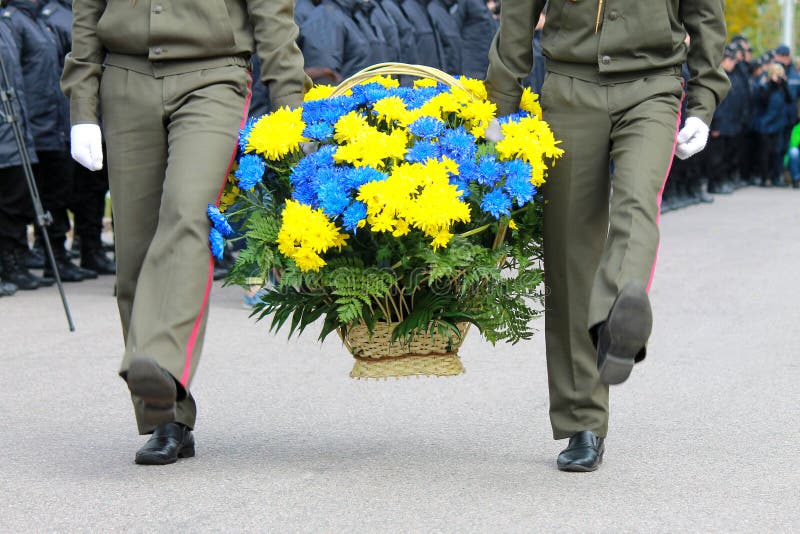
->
xmin=485 ymin=1 xmax=729 ymax=471
xmin=61 ymin=0 xmax=311 ymax=465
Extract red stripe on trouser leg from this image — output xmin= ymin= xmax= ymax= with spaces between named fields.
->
xmin=647 ymin=92 xmax=685 ymax=293
xmin=180 ymin=76 xmax=253 ymax=387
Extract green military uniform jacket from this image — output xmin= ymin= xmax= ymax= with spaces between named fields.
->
xmin=61 ymin=0 xmax=311 ymax=125
xmin=486 ymin=0 xmax=730 ymax=123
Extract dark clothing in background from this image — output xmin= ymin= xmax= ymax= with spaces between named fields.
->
xmin=398 ymin=0 xmax=444 ymax=70
xmin=0 ymin=22 xmax=37 ymax=169
xmin=300 ymin=0 xmax=371 ymax=81
xmin=370 ymin=0 xmax=402 ymax=63
xmin=377 ymin=0 xmax=419 ymax=65
xmin=426 ymin=0 xmax=462 ymax=75
xmin=2 ymin=1 xmax=69 ymax=153
xmin=295 ymin=0 xmax=318 ymax=28
xmin=249 ymin=54 xmax=272 ymax=119
xmin=458 ymin=0 xmax=496 ymax=79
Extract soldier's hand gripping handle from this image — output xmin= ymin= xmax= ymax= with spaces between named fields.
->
xmin=674 ymin=116 xmax=710 ymax=160
xmin=70 ymin=123 xmax=104 ymax=171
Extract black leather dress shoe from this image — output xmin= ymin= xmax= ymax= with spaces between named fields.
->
xmin=557 ymin=431 xmax=605 ymax=472
xmin=135 ymin=423 xmax=195 ymax=465
xmin=596 ymin=280 xmax=652 ymax=385
xmin=126 ymin=357 xmax=178 ymax=427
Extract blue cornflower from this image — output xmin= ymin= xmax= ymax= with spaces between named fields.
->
xmin=318 ymin=172 xmax=351 ymax=217
xmin=409 ymin=116 xmax=446 ymax=139
xmin=475 ymin=155 xmax=503 ymax=186
xmin=342 ymin=201 xmax=368 ymax=232
xmin=480 ymin=189 xmax=512 ymax=219
xmin=344 ymin=166 xmax=387 ymax=189
xmin=292 ymin=180 xmax=318 ymax=207
xmin=238 ymin=116 xmax=259 ymax=153
xmin=290 ymin=145 xmax=336 ymax=187
xmin=439 ymin=127 xmax=477 ymax=163
xmin=209 ymin=228 xmax=225 ymax=260
xmin=407 ymin=140 xmax=441 ymax=163
xmin=498 ymin=111 xmax=531 ymax=124
xmin=302 ymin=96 xmax=358 ymax=126
xmin=235 ymin=153 xmax=265 ymax=191
xmin=503 ymin=159 xmax=536 ymax=204
xmin=351 ymin=82 xmax=391 ymax=104
xmin=207 ymin=204 xmax=234 ymax=237
xmin=303 ymin=121 xmax=334 ymax=141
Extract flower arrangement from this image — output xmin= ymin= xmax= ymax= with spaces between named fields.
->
xmin=210 ymin=65 xmax=563 ymax=376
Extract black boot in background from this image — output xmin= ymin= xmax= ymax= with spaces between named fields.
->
xmin=0 ymin=244 xmax=40 ymax=290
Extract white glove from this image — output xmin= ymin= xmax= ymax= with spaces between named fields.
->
xmin=484 ymin=118 xmax=504 ymax=143
xmin=70 ymin=123 xmax=104 ymax=171
xmin=674 ymin=116 xmax=709 ymax=160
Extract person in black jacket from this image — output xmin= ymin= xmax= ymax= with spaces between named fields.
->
xmin=459 ymin=0 xmax=496 ymax=79
xmin=300 ymin=0 xmax=373 ymax=82
xmin=0 ymin=19 xmax=49 ymax=294
xmin=41 ymin=0 xmax=115 ymax=276
xmin=426 ymin=0 xmax=462 ymax=75
xmin=377 ymin=0 xmax=419 ymax=66
xmin=705 ymin=45 xmax=746 ymax=195
xmin=753 ymin=62 xmax=792 ymax=187
xmin=2 ymin=0 xmax=86 ymax=282
xmin=398 ymin=0 xmax=444 ymax=70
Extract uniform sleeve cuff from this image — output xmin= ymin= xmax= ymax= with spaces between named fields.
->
xmin=270 ymin=92 xmax=305 ymax=111
xmin=70 ymin=97 xmax=100 ymax=126
xmin=686 ymin=86 xmax=717 ymax=126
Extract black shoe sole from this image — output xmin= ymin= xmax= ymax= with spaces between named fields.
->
xmin=557 ymin=452 xmax=604 ymax=472
xmin=126 ymin=357 xmax=177 ymax=427
xmin=135 ymin=444 xmax=195 ymax=466
xmin=598 ymin=282 xmax=652 ymax=385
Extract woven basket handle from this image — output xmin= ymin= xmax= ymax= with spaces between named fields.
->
xmin=328 ymin=62 xmax=476 ymax=99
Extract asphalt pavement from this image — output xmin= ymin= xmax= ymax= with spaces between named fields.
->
xmin=1 ymin=186 xmax=798 ymax=532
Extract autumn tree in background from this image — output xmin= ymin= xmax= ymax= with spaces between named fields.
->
xmin=725 ymin=0 xmax=798 ymax=54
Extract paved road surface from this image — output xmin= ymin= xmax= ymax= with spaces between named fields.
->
xmin=1 ymin=187 xmax=798 ymax=532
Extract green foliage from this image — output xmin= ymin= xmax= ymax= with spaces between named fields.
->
xmin=233 ymin=180 xmax=547 ymax=348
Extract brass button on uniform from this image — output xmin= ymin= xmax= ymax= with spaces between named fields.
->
xmin=609 ymin=10 xmax=618 ymax=20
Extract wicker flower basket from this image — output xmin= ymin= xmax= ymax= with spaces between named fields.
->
xmin=340 ymin=322 xmax=471 ymax=379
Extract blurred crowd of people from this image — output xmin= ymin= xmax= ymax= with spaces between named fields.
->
xmin=0 ymin=0 xmax=115 ymax=299
xmin=1 ymin=1 xmax=799 ymax=298
xmin=663 ymin=35 xmax=800 ymax=212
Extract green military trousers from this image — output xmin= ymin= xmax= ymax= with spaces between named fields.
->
xmin=540 ymin=71 xmax=683 ymax=439
xmin=100 ymin=60 xmax=252 ymax=434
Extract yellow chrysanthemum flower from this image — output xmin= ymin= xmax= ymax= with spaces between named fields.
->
xmin=364 ymin=75 xmax=400 ymax=89
xmin=508 ymin=219 xmax=518 ymax=230
xmin=334 ymin=128 xmax=408 ymax=169
xmin=276 ymin=200 xmax=349 ymax=272
xmin=520 ymin=87 xmax=543 ymax=118
xmin=372 ymin=96 xmax=409 ymax=125
xmin=460 ymin=99 xmax=497 ymax=138
xmin=458 ymin=77 xmax=488 ymax=100
xmin=304 ymin=84 xmax=336 ymax=102
xmin=218 ymin=185 xmax=240 ymax=213
xmin=356 ymin=160 xmax=470 ymax=249
xmin=413 ymin=78 xmax=438 ymax=88
xmin=246 ymin=107 xmax=307 ymax=160
xmin=334 ymin=111 xmax=371 ymax=143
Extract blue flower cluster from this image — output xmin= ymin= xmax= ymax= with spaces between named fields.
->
xmin=209 ymin=228 xmax=225 ymax=260
xmin=402 ymin=127 xmax=539 ymax=219
xmin=288 ymin=145 xmax=386 ymax=230
xmin=235 ymin=154 xmax=265 ymax=191
xmin=409 ymin=116 xmax=445 ymax=139
xmin=207 ymin=204 xmax=234 ymax=237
